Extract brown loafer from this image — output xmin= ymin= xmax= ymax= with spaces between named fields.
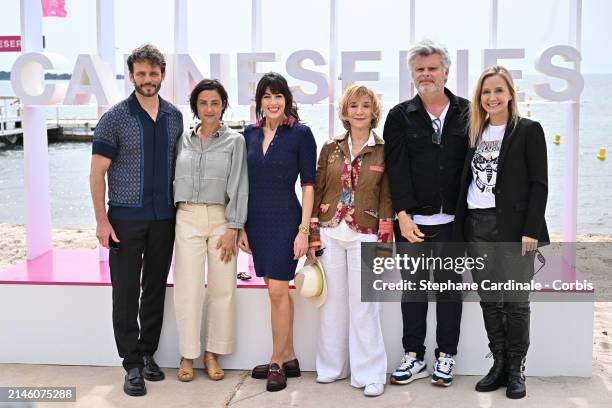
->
xmin=266 ymin=363 xmax=287 ymax=392
xmin=252 ymin=358 xmax=301 ymax=379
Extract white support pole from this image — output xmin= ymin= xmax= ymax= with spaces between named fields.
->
xmin=489 ymin=0 xmax=498 ymax=48
xmin=20 ymin=0 xmax=43 ymax=52
xmin=329 ymin=0 xmax=338 ymax=137
xmin=20 ymin=0 xmax=52 ymax=260
xmin=174 ymin=0 xmax=191 ymax=130
xmin=251 ymin=0 xmax=262 ymax=53
xmin=96 ymin=0 xmax=115 ymax=79
xmin=407 ymin=0 xmax=416 ymax=99
xmin=174 ymin=0 xmax=188 ymax=55
xmin=250 ymin=0 xmax=262 ymax=122
xmin=96 ymin=0 xmax=116 ymax=109
xmin=96 ymin=0 xmax=116 ymax=262
xmin=409 ymin=0 xmax=415 ymax=44
xmin=559 ymin=0 xmax=582 ymax=284
xmin=563 ymin=0 xmax=581 ymax=243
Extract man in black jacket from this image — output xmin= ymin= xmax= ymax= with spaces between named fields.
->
xmin=383 ymin=40 xmax=469 ymax=387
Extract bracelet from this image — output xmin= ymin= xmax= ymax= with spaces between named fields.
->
xmin=298 ymin=224 xmax=310 ymax=235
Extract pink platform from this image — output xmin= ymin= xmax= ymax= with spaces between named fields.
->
xmin=0 ymin=248 xmax=590 ymax=294
xmin=0 ymin=248 xmax=271 ymax=288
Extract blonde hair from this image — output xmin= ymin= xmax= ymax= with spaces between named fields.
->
xmin=469 ymin=66 xmax=520 ymax=148
xmin=337 ymin=84 xmax=382 ymax=131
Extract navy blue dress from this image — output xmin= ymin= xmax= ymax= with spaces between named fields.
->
xmin=244 ymin=119 xmax=317 ymax=281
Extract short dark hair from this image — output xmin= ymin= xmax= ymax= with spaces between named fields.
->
xmin=189 ymin=79 xmax=229 ymax=120
xmin=255 ymin=72 xmax=299 ymax=123
xmin=127 ymin=43 xmax=166 ymax=74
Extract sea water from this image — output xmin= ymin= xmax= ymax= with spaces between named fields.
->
xmin=0 ymin=75 xmax=610 ymax=233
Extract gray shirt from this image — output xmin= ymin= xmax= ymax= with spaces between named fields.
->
xmin=174 ymin=124 xmax=248 ymax=229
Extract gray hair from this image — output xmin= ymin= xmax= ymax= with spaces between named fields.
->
xmin=407 ymin=40 xmax=451 ymax=72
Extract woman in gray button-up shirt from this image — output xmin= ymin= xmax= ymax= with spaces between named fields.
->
xmin=173 ymin=79 xmax=248 ymax=382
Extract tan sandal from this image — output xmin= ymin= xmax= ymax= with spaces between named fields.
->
xmin=204 ymin=352 xmax=224 ymax=381
xmin=177 ymin=357 xmax=194 ymax=382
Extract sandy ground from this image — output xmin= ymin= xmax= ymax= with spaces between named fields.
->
xmin=1 ymin=224 xmax=611 ymax=406
xmin=0 ymin=223 xmax=98 ymax=270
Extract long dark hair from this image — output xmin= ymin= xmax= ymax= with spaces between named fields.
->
xmin=255 ymin=72 xmax=299 ymax=123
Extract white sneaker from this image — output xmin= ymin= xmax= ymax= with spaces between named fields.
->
xmin=316 ymin=376 xmax=336 ymax=384
xmin=390 ymin=352 xmax=429 ymax=385
xmin=364 ymin=383 xmax=385 ymax=397
xmin=431 ymin=352 xmax=456 ymax=387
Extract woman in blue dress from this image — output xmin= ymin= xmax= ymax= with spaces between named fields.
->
xmin=238 ymin=72 xmax=317 ymax=392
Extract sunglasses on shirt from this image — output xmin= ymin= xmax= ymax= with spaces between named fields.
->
xmin=432 ymin=118 xmax=442 ymax=145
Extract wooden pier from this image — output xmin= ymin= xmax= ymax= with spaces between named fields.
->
xmin=0 ymin=97 xmax=247 ymax=147
xmin=0 ymin=116 xmax=97 ymax=146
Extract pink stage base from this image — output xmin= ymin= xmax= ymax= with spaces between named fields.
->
xmin=0 ymin=250 xmax=594 ymax=376
xmin=0 ymin=248 xmax=271 ymax=288
xmin=0 ymin=247 xmax=588 ymax=294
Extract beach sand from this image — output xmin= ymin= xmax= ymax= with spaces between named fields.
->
xmin=0 ymin=222 xmax=97 ymax=270
xmin=1 ymin=224 xmax=611 ymax=397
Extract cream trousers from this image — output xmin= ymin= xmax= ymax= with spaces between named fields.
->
xmin=174 ymin=202 xmax=237 ymax=358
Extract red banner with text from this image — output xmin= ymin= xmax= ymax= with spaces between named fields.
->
xmin=0 ymin=36 xmax=21 ymax=52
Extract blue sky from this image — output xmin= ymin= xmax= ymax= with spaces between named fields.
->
xmin=1 ymin=0 xmax=611 ymax=75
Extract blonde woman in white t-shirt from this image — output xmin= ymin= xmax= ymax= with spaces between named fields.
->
xmin=454 ymin=66 xmax=549 ymax=400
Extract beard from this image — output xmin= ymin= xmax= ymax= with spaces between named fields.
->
xmin=416 ymin=80 xmax=442 ymax=96
xmin=134 ymin=82 xmax=161 ymax=97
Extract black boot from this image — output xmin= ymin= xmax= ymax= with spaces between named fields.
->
xmin=504 ymin=299 xmax=530 ymax=399
xmin=506 ymin=354 xmax=526 ymax=399
xmin=475 ymin=351 xmax=507 ymax=392
xmin=475 ymin=302 xmax=507 ymax=392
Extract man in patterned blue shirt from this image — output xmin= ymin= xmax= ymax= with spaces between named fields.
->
xmin=90 ymin=43 xmax=183 ymax=397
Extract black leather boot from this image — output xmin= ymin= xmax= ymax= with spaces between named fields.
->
xmin=504 ymin=299 xmax=530 ymax=399
xmin=475 ymin=351 xmax=507 ymax=392
xmin=475 ymin=302 xmax=507 ymax=392
xmin=506 ymin=354 xmax=527 ymax=399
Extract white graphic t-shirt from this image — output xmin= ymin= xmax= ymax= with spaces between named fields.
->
xmin=467 ymin=124 xmax=506 ymax=209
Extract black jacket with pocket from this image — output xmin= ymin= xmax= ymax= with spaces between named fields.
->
xmin=383 ymin=88 xmax=470 ymax=217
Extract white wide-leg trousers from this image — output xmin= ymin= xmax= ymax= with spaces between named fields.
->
xmin=316 ymin=228 xmax=387 ymax=387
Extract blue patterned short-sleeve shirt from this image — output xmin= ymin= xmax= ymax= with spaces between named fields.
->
xmin=92 ymin=92 xmax=183 ymax=220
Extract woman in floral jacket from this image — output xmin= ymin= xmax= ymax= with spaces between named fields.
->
xmin=307 ymin=84 xmax=393 ymax=398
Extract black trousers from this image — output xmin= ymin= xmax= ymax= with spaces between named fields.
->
xmin=109 ymin=218 xmax=175 ymax=371
xmin=395 ymin=221 xmax=463 ymax=360
xmin=464 ymin=210 xmax=533 ymax=357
